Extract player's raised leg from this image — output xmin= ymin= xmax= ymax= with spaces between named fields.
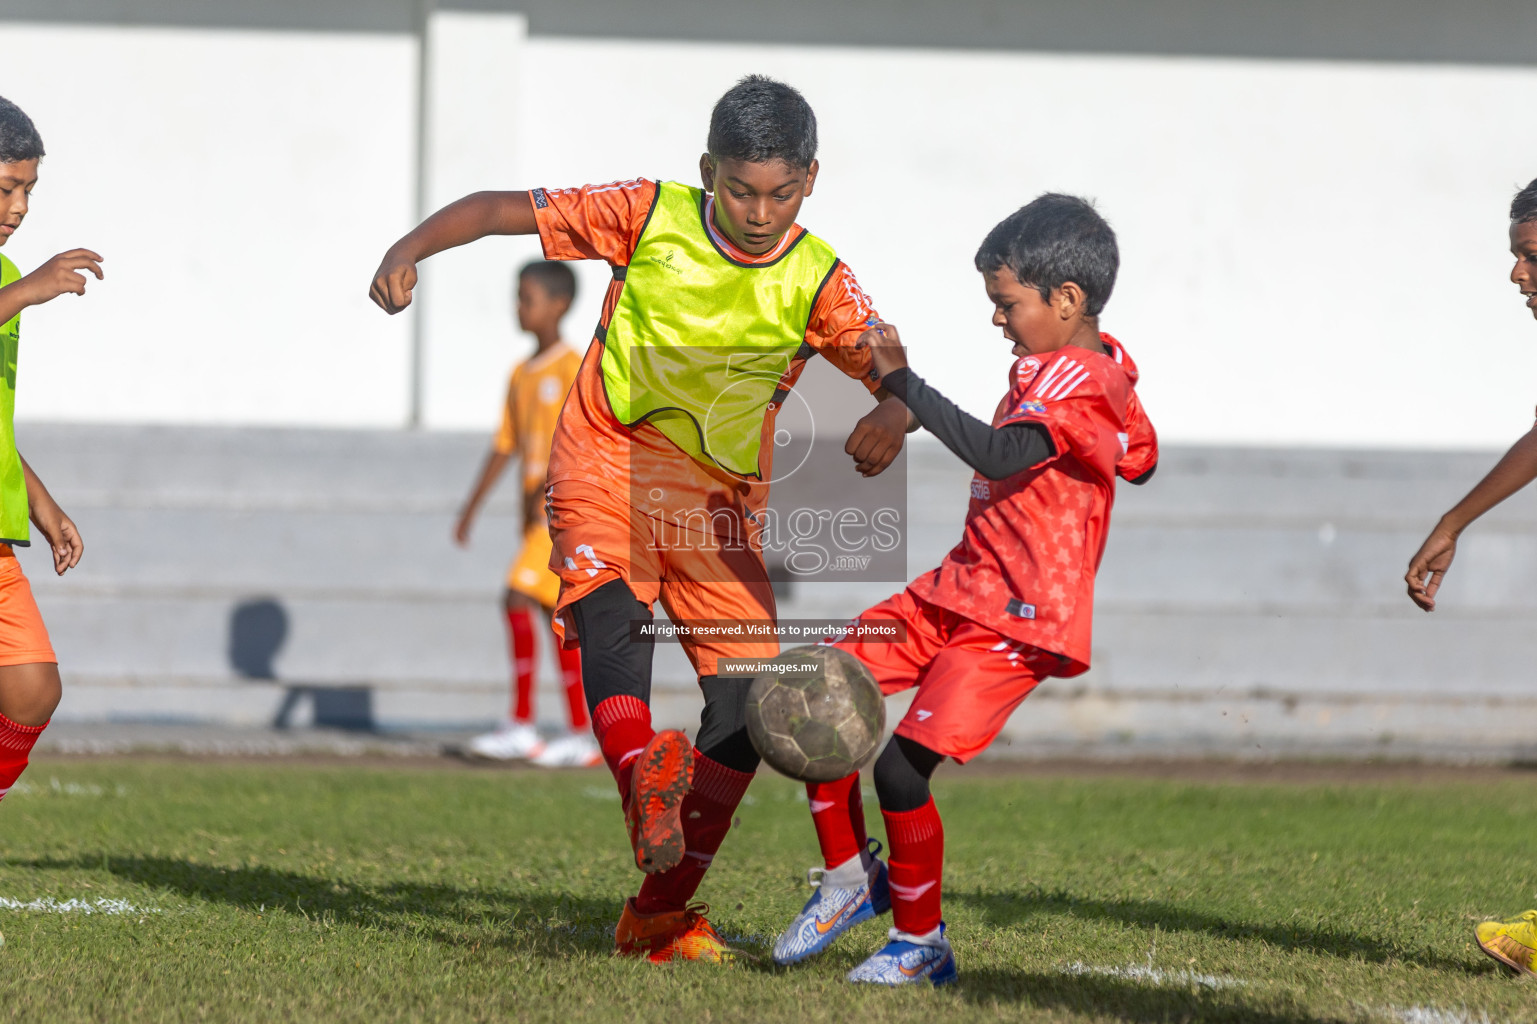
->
xmin=627 ymin=677 xmax=754 ymax=909
xmin=615 ymin=679 xmax=751 ymax=964
xmin=564 ymin=576 xmax=693 ymax=874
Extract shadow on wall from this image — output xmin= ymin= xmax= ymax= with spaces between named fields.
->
xmin=228 ymin=597 xmax=375 ymax=732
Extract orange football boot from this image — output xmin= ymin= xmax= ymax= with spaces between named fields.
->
xmin=625 ymin=729 xmax=694 ymax=873
xmin=614 ymin=898 xmax=735 ymax=963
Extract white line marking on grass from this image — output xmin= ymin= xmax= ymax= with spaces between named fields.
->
xmin=580 ymin=786 xmax=619 ymax=800
xmin=0 ymin=897 xmax=160 ymax=915
xmin=1058 ymin=962 xmax=1247 ymax=990
xmin=6 ymin=778 xmax=127 ymax=798
xmin=1391 ymin=1007 xmax=1506 ymax=1024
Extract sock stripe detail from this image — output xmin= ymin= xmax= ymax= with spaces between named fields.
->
xmin=882 ymin=798 xmax=942 ymax=845
xmin=592 ymin=695 xmax=651 ymax=735
xmin=689 ymin=751 xmax=753 ymax=806
xmin=0 ymin=713 xmax=47 ymax=750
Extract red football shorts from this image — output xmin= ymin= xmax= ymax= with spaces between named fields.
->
xmin=833 ymin=587 xmax=1065 ymax=764
xmin=0 ymin=545 xmax=56 ymax=667
xmin=546 ymin=479 xmax=777 ymax=677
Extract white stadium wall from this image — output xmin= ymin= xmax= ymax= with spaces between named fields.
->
xmin=0 ymin=22 xmax=419 ymax=428
xmin=1 ymin=16 xmax=1535 ymax=448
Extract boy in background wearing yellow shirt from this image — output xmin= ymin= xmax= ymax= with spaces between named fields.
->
xmin=454 ymin=261 xmax=592 ymax=767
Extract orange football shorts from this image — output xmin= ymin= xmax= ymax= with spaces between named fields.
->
xmin=832 ymin=587 xmax=1065 ymax=764
xmin=547 ymin=479 xmax=777 ymax=677
xmin=0 ymin=545 xmax=56 ymax=667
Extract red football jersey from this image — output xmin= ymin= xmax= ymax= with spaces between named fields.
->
xmin=906 ymin=334 xmax=1157 ymax=675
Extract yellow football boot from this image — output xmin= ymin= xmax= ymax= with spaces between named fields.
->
xmin=1475 ymin=909 xmax=1537 ymax=976
xmin=615 ymin=899 xmax=735 ymax=964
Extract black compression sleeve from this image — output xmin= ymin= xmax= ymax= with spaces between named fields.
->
xmin=882 ymin=367 xmax=1055 ymax=480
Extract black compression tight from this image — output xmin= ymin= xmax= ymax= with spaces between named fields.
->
xmin=872 ymin=734 xmax=944 ymax=813
xmin=566 ymin=579 xmax=759 ymax=773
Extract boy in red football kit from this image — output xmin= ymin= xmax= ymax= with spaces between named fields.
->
xmin=0 ymin=96 xmax=99 ymax=810
xmin=1405 ymin=177 xmax=1537 ymax=977
xmin=369 ymin=77 xmax=908 ymax=961
xmin=455 ymin=261 xmax=593 ymax=767
xmin=770 ymin=195 xmax=1157 ymax=985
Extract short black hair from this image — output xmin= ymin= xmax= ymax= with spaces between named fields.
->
xmin=0 ymin=96 xmax=44 ymax=165
xmin=518 ymin=260 xmax=576 ymax=304
xmin=974 ymin=194 xmax=1118 ymax=317
xmin=1511 ymin=178 xmax=1537 ymax=225
xmin=707 ymin=75 xmax=817 ymax=169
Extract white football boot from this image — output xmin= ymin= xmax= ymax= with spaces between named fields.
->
xmin=466 ymin=721 xmax=545 ymax=761
xmin=773 ymin=839 xmax=890 ymax=965
xmin=529 ymin=732 xmax=602 ymax=768
xmin=847 ymin=923 xmax=957 ymax=987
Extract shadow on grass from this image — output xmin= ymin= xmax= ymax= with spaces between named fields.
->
xmin=958 ymin=968 xmax=1349 ymax=1022
xmin=950 ymin=885 xmax=1473 ymax=974
xmin=17 ymin=855 xmax=620 ymax=959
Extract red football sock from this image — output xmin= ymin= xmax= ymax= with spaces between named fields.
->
xmin=882 ymin=798 xmax=944 ymax=936
xmin=591 ymin=695 xmax=653 ymax=803
xmin=806 ymin=772 xmax=869 ymax=870
xmin=0 ymin=712 xmax=47 ymax=804
xmin=557 ymin=642 xmax=588 ymax=731
xmin=505 ymin=606 xmax=537 ymax=724
xmin=634 ymin=751 xmax=753 ymax=914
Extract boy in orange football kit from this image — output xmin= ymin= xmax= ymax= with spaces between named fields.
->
xmin=454 ymin=260 xmax=592 ymax=768
xmin=370 ymin=76 xmax=909 ymax=961
xmin=770 ymin=195 xmax=1157 ymax=985
xmin=0 ymin=96 xmax=100 ymax=810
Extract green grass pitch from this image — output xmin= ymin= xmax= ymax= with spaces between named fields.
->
xmin=0 ymin=757 xmax=1533 ymax=1023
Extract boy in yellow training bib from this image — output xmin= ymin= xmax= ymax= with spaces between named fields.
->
xmin=0 ymin=95 xmax=103 ymax=810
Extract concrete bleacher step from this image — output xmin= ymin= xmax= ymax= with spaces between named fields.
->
xmin=17 ymin=423 xmax=1537 ymax=758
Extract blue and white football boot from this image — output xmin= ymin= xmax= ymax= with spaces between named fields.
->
xmin=846 ymin=923 xmax=958 ymax=987
xmin=772 ymin=839 xmax=891 ymax=965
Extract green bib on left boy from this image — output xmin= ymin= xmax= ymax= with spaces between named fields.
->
xmin=0 ymin=253 xmax=29 ymax=545
xmin=600 ymin=181 xmax=840 ymax=478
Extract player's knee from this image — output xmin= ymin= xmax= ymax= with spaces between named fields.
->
xmin=504 ymin=588 xmax=534 ymax=613
xmin=0 ymin=662 xmax=62 ymax=727
xmin=873 ymin=734 xmax=941 ymax=813
xmin=570 ymin=579 xmax=654 ymax=712
xmin=695 ymin=675 xmax=759 ymax=773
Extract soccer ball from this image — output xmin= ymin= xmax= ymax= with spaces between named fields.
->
xmin=745 ymin=645 xmax=886 ymax=782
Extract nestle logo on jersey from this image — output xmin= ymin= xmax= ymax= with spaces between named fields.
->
xmin=647 ymin=249 xmax=684 ymax=275
xmin=970 ymin=479 xmax=990 ymax=501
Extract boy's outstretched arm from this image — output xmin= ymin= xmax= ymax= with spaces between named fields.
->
xmin=855 ymin=322 xmax=1054 ymax=479
xmin=1405 ymin=425 xmax=1537 ymax=611
xmin=369 ymin=192 xmax=537 ymax=314
xmin=20 ymin=456 xmax=82 ymax=576
xmin=0 ymin=249 xmax=105 ymax=323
